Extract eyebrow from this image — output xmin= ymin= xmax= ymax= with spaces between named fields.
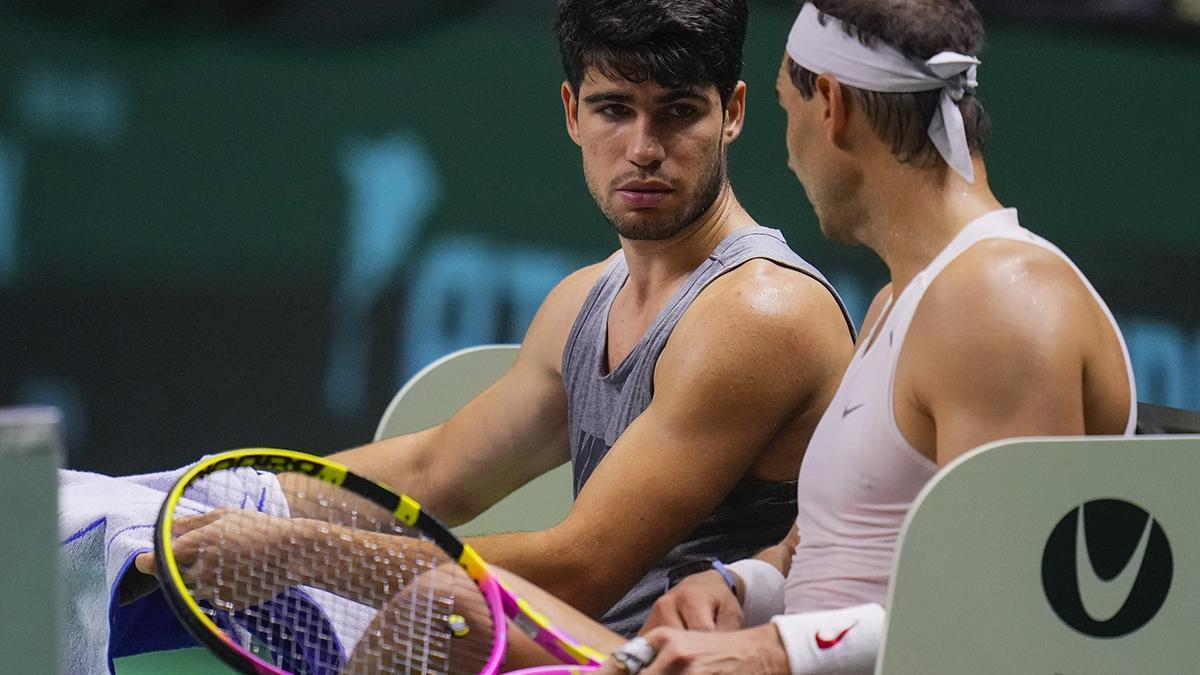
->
xmin=582 ymin=88 xmax=709 ymax=106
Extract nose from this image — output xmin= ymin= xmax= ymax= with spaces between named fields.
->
xmin=626 ymin=117 xmax=665 ymax=168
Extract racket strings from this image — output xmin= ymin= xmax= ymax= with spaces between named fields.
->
xmin=170 ymin=469 xmax=498 ymax=674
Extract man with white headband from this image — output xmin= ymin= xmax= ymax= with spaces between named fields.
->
xmin=583 ymin=0 xmax=1137 ymax=673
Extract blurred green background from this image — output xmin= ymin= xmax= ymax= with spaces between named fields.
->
xmin=0 ymin=0 xmax=1197 ymax=480
xmin=0 ymin=1 xmax=1195 ymax=672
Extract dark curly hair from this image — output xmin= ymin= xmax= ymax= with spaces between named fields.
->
xmin=554 ymin=0 xmax=749 ymax=106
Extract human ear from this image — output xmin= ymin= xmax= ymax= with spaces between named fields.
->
xmin=723 ymin=80 xmax=748 ymax=143
xmin=815 ymin=74 xmax=850 ymax=149
xmin=562 ymin=81 xmax=582 ymax=147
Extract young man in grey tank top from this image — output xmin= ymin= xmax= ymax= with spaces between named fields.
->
xmin=314 ymin=0 xmax=857 ymax=637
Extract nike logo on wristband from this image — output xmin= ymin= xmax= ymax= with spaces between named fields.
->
xmin=814 ymin=622 xmax=857 ymax=650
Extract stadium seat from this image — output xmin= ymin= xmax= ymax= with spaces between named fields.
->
xmin=374 ymin=343 xmax=574 ymax=536
xmin=877 ymin=435 xmax=1200 ymax=674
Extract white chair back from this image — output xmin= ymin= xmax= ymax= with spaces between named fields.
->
xmin=374 ymin=344 xmax=573 ymax=536
xmin=878 ymin=435 xmax=1200 ymax=674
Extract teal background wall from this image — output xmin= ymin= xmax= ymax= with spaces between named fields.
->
xmin=1 ymin=4 xmax=1197 ymax=476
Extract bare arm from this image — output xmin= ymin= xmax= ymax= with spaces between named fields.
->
xmin=323 ymin=263 xmax=605 ymax=523
xmin=471 ymin=264 xmax=854 ymax=617
xmin=898 ymin=241 xmax=1129 ymax=467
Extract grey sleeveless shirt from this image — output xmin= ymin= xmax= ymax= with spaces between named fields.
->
xmin=561 ymin=226 xmax=855 ymax=636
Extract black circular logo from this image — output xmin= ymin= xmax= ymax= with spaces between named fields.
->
xmin=1041 ymin=498 xmax=1172 ymax=638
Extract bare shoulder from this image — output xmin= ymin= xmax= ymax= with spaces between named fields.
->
xmin=920 ymin=239 xmax=1099 ymax=350
xmin=541 ymin=256 xmax=612 ymax=314
xmin=659 ymin=258 xmax=854 ymax=401
xmin=904 ymin=238 xmax=1107 ymax=405
xmin=693 ymin=258 xmax=849 ymax=332
xmin=518 ymin=255 xmax=615 ymax=373
xmin=899 ymin=237 xmax=1131 ymax=458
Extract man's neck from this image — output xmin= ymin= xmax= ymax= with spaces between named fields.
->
xmin=617 ymin=186 xmax=754 ymax=305
xmin=855 ymin=156 xmax=1004 ymax=295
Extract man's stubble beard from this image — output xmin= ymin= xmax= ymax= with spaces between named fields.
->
xmin=586 ymin=145 xmax=728 ymax=242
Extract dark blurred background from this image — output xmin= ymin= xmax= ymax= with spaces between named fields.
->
xmin=1 ymin=0 xmax=1197 ymax=475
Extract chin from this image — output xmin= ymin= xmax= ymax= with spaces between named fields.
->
xmin=613 ymin=214 xmax=694 ymax=241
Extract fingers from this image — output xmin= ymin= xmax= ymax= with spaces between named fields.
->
xmin=645 ymin=598 xmax=713 ymax=632
xmin=134 ymin=551 xmax=156 ymax=575
xmin=642 ymin=600 xmax=685 ymax=632
xmin=712 ymin=599 xmax=745 ymax=632
xmin=645 ymin=582 xmax=744 ymax=633
xmin=677 ymin=598 xmax=718 ymax=632
xmin=171 ymin=508 xmax=226 ymax=537
xmin=635 ymin=628 xmax=677 ymax=675
xmin=604 ymin=632 xmax=668 ymax=675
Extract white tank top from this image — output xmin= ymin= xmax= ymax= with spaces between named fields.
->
xmin=783 ymin=208 xmax=1137 ymax=613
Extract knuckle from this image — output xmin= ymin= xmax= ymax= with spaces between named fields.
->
xmin=643 ymin=625 xmax=673 ymax=643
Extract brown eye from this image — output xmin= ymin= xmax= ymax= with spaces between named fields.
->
xmin=599 ymin=104 xmax=632 ymax=118
xmin=665 ymin=105 xmax=697 ymax=119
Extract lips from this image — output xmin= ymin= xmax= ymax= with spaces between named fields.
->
xmin=616 ymin=181 xmax=673 ymax=208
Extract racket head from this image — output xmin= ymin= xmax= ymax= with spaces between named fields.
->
xmin=153 ymin=448 xmax=507 ymax=675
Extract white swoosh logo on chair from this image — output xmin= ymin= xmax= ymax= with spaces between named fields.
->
xmin=1076 ymin=506 xmax=1153 ymax=622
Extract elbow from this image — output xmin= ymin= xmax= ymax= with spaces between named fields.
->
xmin=431 ymin=493 xmax=487 ymax=527
xmin=407 ymin=473 xmax=485 ymax=526
xmin=389 ymin=430 xmax=486 ymax=526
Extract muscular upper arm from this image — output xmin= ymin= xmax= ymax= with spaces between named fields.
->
xmin=548 ymin=262 xmax=854 ymax=613
xmin=328 ymin=260 xmax=608 ymax=522
xmin=900 ymin=242 xmax=1097 ymax=466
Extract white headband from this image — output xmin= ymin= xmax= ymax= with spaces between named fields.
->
xmin=786 ymin=3 xmax=980 ymax=183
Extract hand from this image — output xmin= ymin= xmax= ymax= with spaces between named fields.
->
xmin=138 ymin=508 xmax=315 ymax=611
xmin=642 ymin=570 xmax=744 ymax=632
xmin=597 ymin=624 xmax=789 ymax=675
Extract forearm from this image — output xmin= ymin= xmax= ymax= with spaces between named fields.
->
xmin=322 ymin=428 xmax=486 ymax=524
xmin=325 ymin=429 xmax=434 ymax=494
xmin=468 ymin=529 xmax=632 ymax=618
xmin=287 ymin=520 xmax=446 ymax=608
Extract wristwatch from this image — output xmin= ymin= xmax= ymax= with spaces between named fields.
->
xmin=665 ymin=557 xmax=737 ymax=594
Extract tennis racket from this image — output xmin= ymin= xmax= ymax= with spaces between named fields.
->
xmin=154 ymin=447 xmax=606 ymax=674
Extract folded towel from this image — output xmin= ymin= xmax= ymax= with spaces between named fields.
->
xmin=58 ymin=463 xmax=360 ymax=673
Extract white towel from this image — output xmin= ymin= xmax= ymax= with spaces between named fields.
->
xmin=58 ymin=463 xmax=300 ymax=674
